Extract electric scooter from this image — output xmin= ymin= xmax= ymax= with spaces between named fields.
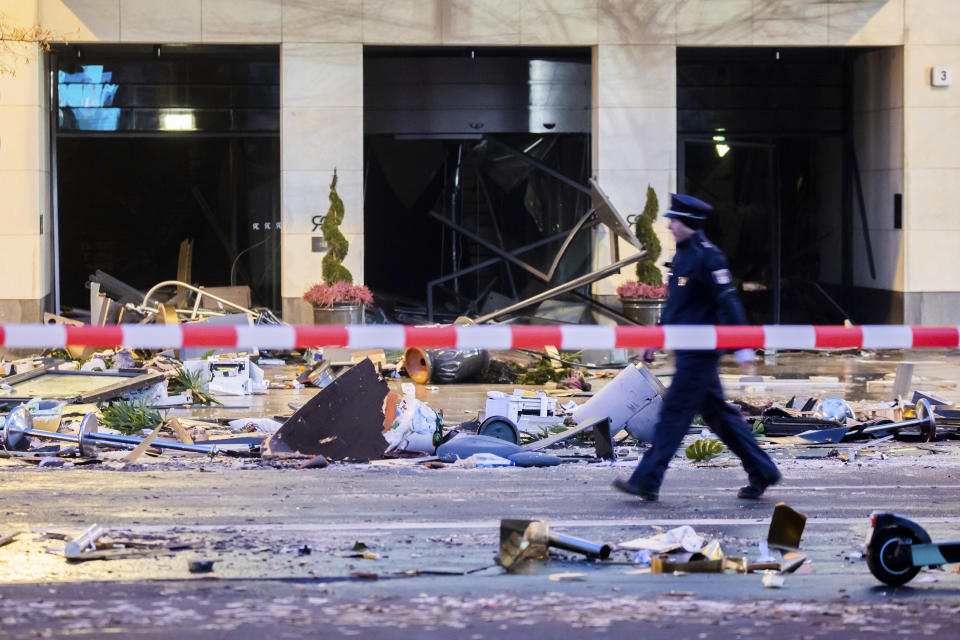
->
xmin=866 ymin=511 xmax=960 ymax=585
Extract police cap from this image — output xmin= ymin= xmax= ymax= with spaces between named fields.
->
xmin=663 ymin=193 xmax=712 ymax=230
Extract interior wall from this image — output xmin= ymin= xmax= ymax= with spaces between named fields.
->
xmin=851 ymin=46 xmax=904 ymax=294
xmin=280 ymin=43 xmax=364 ymax=326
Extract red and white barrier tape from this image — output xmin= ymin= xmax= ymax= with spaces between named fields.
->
xmin=2 ymin=324 xmax=959 ymax=351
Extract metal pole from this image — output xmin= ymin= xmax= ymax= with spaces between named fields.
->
xmin=50 ymin=52 xmax=62 ymax=314
xmin=2 ymin=409 xmax=218 ymax=456
xmin=87 ymin=431 xmax=218 ymax=455
xmin=472 ymin=252 xmax=647 ymax=323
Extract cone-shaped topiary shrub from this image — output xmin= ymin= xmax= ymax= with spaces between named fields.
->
xmin=321 ymin=169 xmax=353 ymax=285
xmin=634 ymin=185 xmax=662 ymax=286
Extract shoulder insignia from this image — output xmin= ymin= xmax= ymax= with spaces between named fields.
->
xmin=712 ymin=269 xmax=732 ymax=285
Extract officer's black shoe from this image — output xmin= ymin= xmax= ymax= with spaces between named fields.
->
xmin=611 ymin=478 xmax=658 ymax=502
xmin=737 ymin=471 xmax=782 ymax=500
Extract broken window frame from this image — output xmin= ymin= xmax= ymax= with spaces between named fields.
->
xmin=0 ymin=367 xmax=166 ymax=406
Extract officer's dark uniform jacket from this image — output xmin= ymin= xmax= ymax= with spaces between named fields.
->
xmin=626 ymin=228 xmax=779 ymax=495
xmin=659 ymin=229 xmax=746 ymax=328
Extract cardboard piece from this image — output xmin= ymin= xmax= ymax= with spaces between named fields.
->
xmin=122 ymin=428 xmax=162 ymax=464
xmin=651 ymin=555 xmax=724 ymax=574
xmin=323 ymin=348 xmax=387 ymax=369
xmin=767 ymin=503 xmax=807 ymax=551
xmin=263 ymin=359 xmax=389 ymax=461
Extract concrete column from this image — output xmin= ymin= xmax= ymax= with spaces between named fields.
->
xmin=0 ymin=1 xmax=51 ymax=322
xmin=903 ymin=0 xmax=960 ymax=323
xmin=591 ymin=42 xmax=676 ymax=297
xmin=280 ymin=42 xmax=364 ymax=324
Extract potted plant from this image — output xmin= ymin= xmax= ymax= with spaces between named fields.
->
xmin=618 ymin=185 xmax=667 ymax=325
xmin=303 ymin=169 xmax=374 ymax=324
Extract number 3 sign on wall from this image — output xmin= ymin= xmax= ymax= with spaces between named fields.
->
xmin=932 ymin=66 xmax=953 ymax=87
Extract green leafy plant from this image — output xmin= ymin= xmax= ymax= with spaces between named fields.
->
xmin=168 ymin=368 xmax=220 ymax=405
xmin=635 ymin=185 xmax=662 ymax=286
xmin=321 ymin=168 xmax=352 ymax=285
xmin=100 ymin=398 xmax=162 ymax=436
xmin=685 ymin=438 xmax=725 ymax=462
xmin=517 ymin=358 xmax=571 ymax=385
xmin=752 ymin=420 xmax=765 ymax=436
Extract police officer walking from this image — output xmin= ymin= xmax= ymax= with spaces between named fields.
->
xmin=612 ymin=194 xmax=781 ymax=501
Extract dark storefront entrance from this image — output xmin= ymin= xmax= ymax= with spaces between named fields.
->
xmin=363 ymin=47 xmax=592 ymax=322
xmin=678 ymin=47 xmax=884 ymax=324
xmin=52 ymin=44 xmax=280 ymax=315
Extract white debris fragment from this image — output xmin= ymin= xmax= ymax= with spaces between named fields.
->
xmin=762 ymin=571 xmax=785 ymax=588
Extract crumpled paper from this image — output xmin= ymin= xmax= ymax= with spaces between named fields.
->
xmin=618 ymin=525 xmax=704 ymax=553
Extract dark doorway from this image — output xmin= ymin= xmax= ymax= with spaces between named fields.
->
xmin=678 ymin=47 xmax=855 ymax=324
xmin=363 ymin=47 xmax=592 ymax=321
xmin=52 ymin=44 xmax=280 ymax=313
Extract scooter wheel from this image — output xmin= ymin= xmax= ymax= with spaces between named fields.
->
xmin=867 ymin=527 xmax=921 ymax=586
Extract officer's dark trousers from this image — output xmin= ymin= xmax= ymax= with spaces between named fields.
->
xmin=628 ymin=350 xmax=780 ymax=494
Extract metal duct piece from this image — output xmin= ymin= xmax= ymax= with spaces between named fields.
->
xmin=499 ymin=518 xmax=611 ymax=573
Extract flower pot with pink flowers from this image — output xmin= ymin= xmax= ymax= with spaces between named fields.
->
xmin=616 ymin=281 xmax=667 ymax=325
xmin=303 ymin=169 xmax=374 ymax=325
xmin=303 ymin=281 xmax=374 ymax=325
xmin=617 ymin=185 xmax=666 ymax=325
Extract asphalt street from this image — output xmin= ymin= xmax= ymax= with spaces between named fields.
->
xmin=1 ymin=348 xmax=959 ymax=637
xmin=0 ymin=455 xmax=959 ymax=638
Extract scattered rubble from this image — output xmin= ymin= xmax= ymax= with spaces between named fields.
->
xmin=262 ymin=358 xmax=389 ymax=461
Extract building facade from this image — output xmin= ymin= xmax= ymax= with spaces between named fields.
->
xmin=1 ymin=0 xmax=956 ymax=325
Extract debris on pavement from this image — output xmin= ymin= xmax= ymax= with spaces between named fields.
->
xmin=685 ymin=438 xmax=724 ymax=462
xmin=454 ymin=452 xmax=514 ymax=467
xmin=64 ymin=524 xmax=105 ymax=559
xmin=768 ymin=503 xmax=808 ymax=551
xmin=549 ymin=572 xmax=587 ymax=581
xmin=437 ymin=434 xmax=522 ymax=462
xmin=482 ymin=389 xmax=564 ymax=435
xmin=761 ymin=571 xmax=785 ymax=588
xmin=499 ymin=519 xmax=612 ymax=573
xmin=404 ymin=347 xmax=489 ymax=384
xmin=619 ymin=526 xmax=704 ymax=554
xmin=188 ymin=559 xmax=215 ymax=573
xmin=384 ymin=383 xmax=442 ymax=454
xmin=650 ymin=554 xmax=724 ymax=574
xmin=297 ymin=359 xmax=337 ymax=388
xmin=183 ymin=354 xmax=266 ymax=397
xmin=505 ymin=451 xmax=562 ymax=467
xmin=0 ymin=532 xmax=20 ymax=548
xmin=570 ymin=363 xmax=664 ymax=443
xmin=298 ymin=454 xmax=329 ymax=469
xmin=263 ymin=358 xmax=389 ymax=461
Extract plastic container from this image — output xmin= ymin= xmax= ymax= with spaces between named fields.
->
xmin=471 ymin=453 xmax=515 ymax=467
xmin=571 ymin=363 xmax=665 ymax=442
